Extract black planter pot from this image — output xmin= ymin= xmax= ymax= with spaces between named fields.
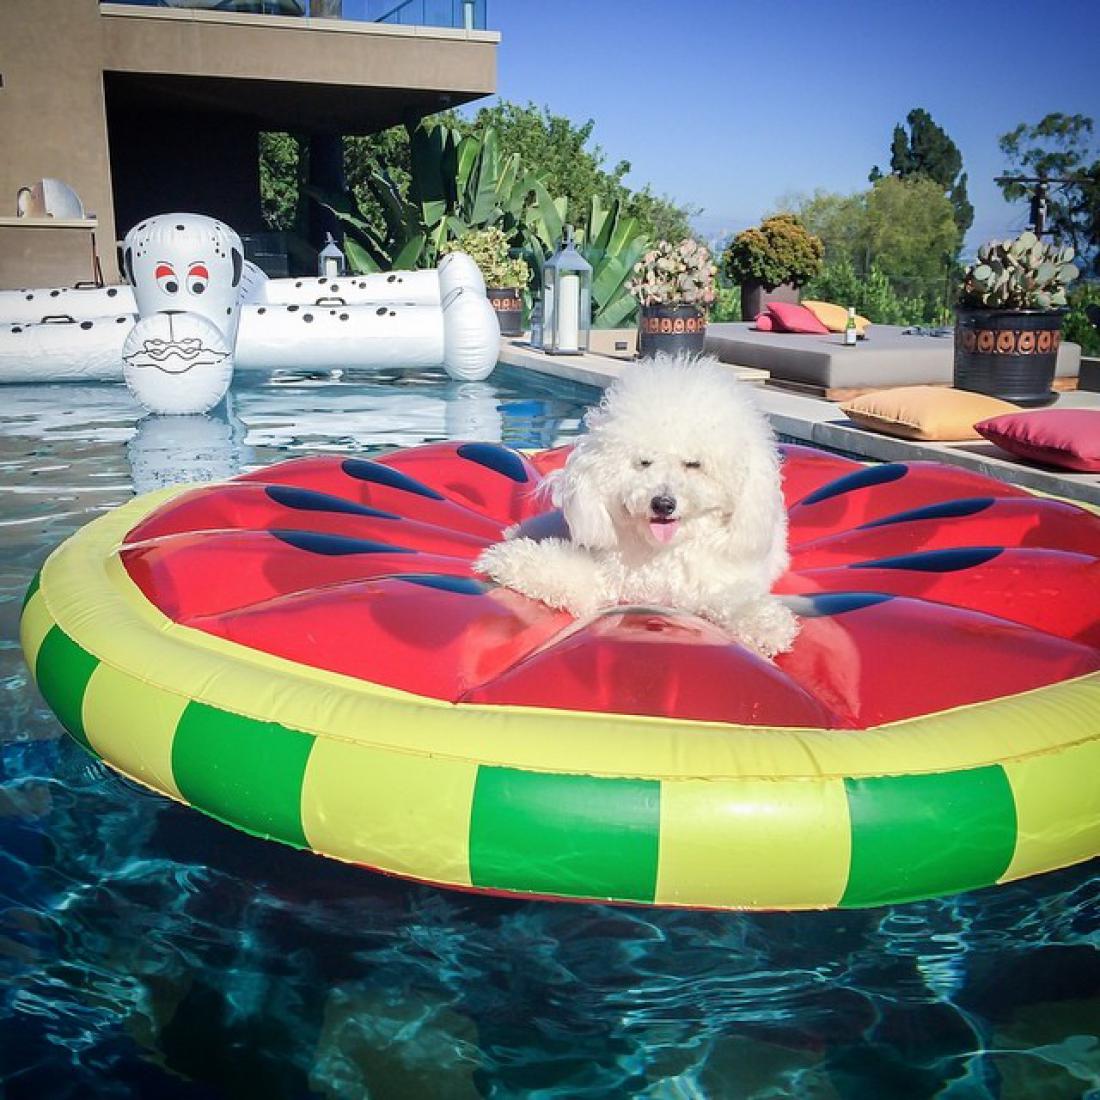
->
xmin=954 ymin=308 xmax=1066 ymax=407
xmin=638 ymin=304 xmax=706 ymax=358
xmin=740 ymin=281 xmax=800 ymax=322
xmin=487 ymin=286 xmax=523 ymax=337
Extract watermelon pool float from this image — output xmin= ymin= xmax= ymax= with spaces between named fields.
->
xmin=21 ymin=441 xmax=1100 ymax=910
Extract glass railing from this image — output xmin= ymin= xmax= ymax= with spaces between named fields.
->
xmin=103 ymin=0 xmax=488 ymax=31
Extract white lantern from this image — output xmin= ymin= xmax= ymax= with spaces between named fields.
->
xmin=318 ymin=232 xmax=346 ymax=278
xmin=541 ymin=225 xmax=592 ymax=355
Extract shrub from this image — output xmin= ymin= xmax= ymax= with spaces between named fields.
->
xmin=441 ymin=227 xmax=529 ymax=288
xmin=628 ymin=238 xmax=718 ymax=310
xmin=1063 ymin=281 xmax=1100 ymax=356
xmin=802 ymin=258 xmax=927 ymax=326
xmin=721 ymin=214 xmax=824 ymax=290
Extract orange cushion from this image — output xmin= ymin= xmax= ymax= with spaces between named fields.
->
xmin=840 ymin=387 xmax=1020 ymax=441
xmin=803 ymin=300 xmax=871 ymax=334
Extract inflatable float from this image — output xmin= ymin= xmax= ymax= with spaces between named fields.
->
xmin=21 ymin=443 xmax=1100 ymax=910
xmin=0 ymin=216 xmax=499 ymax=387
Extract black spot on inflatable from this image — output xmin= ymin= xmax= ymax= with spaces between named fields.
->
xmin=342 ymin=458 xmax=445 ymax=500
xmin=860 ymin=497 xmax=996 ymax=530
xmin=800 ymin=464 xmax=908 ymax=506
xmin=264 ymin=485 xmax=400 ymax=520
xmin=456 ymin=443 xmax=529 ymax=483
xmin=271 ymin=530 xmax=413 ymax=556
xmin=288 ymin=305 xmax=299 ymax=313
xmin=395 ymin=574 xmax=488 ymax=596
xmin=376 ymin=307 xmax=387 ymax=316
xmin=782 ymin=592 xmax=894 ymax=618
xmin=849 ymin=547 xmax=1004 ymax=573
xmin=80 ymin=321 xmax=93 ymax=330
xmin=303 ymin=313 xmax=314 ymax=323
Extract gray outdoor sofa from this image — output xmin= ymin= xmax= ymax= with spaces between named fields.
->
xmin=705 ymin=323 xmax=1082 ymax=399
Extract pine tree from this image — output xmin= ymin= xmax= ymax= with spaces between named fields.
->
xmin=870 ymin=108 xmax=973 ymax=243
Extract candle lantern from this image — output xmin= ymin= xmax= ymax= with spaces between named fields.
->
xmin=318 ymin=232 xmax=346 ymax=278
xmin=541 ymin=225 xmax=591 ymax=355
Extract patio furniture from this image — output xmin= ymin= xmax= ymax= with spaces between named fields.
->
xmin=705 ymin=322 xmax=1081 ymax=401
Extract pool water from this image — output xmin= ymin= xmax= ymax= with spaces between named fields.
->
xmin=2 ymin=368 xmax=1098 ymax=1099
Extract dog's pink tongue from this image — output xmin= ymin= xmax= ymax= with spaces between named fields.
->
xmin=650 ymin=519 xmax=679 ymax=544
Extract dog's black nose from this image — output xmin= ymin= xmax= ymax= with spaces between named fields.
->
xmin=650 ymin=494 xmax=677 ymax=517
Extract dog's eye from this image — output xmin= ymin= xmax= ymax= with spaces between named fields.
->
xmin=683 ymin=460 xmax=702 ymax=470
xmin=636 ymin=458 xmax=652 ymax=469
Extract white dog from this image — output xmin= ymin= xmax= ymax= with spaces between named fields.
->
xmin=474 ymin=353 xmax=799 ymax=657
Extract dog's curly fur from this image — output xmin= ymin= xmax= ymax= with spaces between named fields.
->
xmin=474 ymin=353 xmax=799 ymax=657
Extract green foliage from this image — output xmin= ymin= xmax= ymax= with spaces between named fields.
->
xmin=572 ymin=195 xmax=651 ymax=329
xmin=259 ymin=132 xmax=306 ymax=232
xmin=709 ymin=283 xmax=740 ymax=323
xmin=802 ymin=257 xmax=928 ymax=326
xmin=998 ymin=113 xmax=1100 ymax=273
xmin=1063 ymin=282 xmax=1100 ymax=355
xmin=628 ymin=238 xmax=718 ymax=311
xmin=451 ymin=102 xmax=698 ymax=246
xmin=721 ymin=214 xmax=823 ymax=290
xmin=870 ymin=108 xmax=972 ymax=243
xmin=440 ymin=226 xmax=529 ymax=288
xmin=960 ymin=231 xmax=1079 ymax=310
xmin=780 ymin=178 xmax=959 ymax=322
xmin=309 ymin=121 xmax=546 ymax=273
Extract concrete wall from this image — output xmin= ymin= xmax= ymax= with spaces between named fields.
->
xmin=0 ymin=0 xmax=117 ymax=286
xmin=0 ymin=2 xmax=498 ymax=290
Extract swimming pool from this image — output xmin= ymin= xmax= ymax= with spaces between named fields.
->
xmin=2 ymin=368 xmax=1097 ymax=1098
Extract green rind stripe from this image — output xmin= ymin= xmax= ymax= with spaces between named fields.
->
xmin=34 ymin=626 xmax=100 ymax=752
xmin=21 ymin=570 xmax=41 ymax=613
xmin=172 ymin=701 xmax=315 ymax=849
xmin=840 ymin=765 xmax=1018 ymax=908
xmin=468 ymin=766 xmax=660 ymax=902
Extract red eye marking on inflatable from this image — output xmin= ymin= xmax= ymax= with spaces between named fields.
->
xmin=155 ymin=263 xmax=175 ymax=279
xmin=189 ymin=263 xmax=209 ymax=280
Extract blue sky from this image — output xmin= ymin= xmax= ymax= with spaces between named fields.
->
xmin=476 ymin=0 xmax=1100 ymax=256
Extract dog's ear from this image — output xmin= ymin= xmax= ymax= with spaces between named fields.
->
xmin=558 ymin=446 xmax=617 ymax=550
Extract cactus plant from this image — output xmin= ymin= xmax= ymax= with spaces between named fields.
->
xmin=959 ymin=231 xmax=1079 ymax=311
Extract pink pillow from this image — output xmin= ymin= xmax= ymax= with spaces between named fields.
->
xmin=766 ymin=302 xmax=831 ymax=334
xmin=754 ymin=311 xmax=774 ymax=331
xmin=974 ymin=410 xmax=1100 ymax=473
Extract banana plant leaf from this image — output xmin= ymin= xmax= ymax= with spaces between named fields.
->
xmin=343 ymin=237 xmax=381 ymax=275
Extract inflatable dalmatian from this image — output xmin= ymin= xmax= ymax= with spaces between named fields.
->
xmin=120 ymin=214 xmax=243 ymax=414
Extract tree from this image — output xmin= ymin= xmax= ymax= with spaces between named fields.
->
xmin=864 ymin=176 xmax=959 ymax=301
xmin=870 ymin=107 xmax=972 ymax=243
xmin=782 ymin=177 xmax=959 ymax=322
xmin=998 ymin=113 xmax=1100 ymax=273
xmin=451 ymin=102 xmax=699 ymax=244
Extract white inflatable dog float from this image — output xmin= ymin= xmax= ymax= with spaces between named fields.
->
xmin=0 ymin=221 xmax=499 ymax=392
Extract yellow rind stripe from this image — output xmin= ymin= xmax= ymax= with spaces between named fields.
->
xmin=19 ymin=589 xmax=55 ymax=679
xmin=34 ymin=487 xmax=1100 ymax=783
xmin=1001 ymin=735 xmax=1100 ymax=884
xmin=301 ymin=738 xmax=477 ymax=888
xmin=82 ymin=663 xmax=187 ymax=801
xmin=656 ymin=776 xmax=851 ymax=909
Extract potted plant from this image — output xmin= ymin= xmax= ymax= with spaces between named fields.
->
xmin=441 ymin=227 xmax=529 ymax=336
xmin=955 ymin=231 xmax=1079 ymax=407
xmin=628 ymin=238 xmax=717 ymax=357
xmin=721 ymin=214 xmax=824 ymax=321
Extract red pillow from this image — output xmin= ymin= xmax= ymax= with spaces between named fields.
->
xmin=754 ymin=311 xmax=774 ymax=331
xmin=766 ymin=302 xmax=831 ymax=334
xmin=974 ymin=410 xmax=1100 ymax=473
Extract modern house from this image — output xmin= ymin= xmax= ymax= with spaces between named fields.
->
xmin=0 ymin=0 xmax=498 ymax=288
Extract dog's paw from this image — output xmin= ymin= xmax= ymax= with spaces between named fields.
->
xmin=474 ymin=538 xmax=601 ymax=617
xmin=725 ymin=597 xmax=800 ymax=660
